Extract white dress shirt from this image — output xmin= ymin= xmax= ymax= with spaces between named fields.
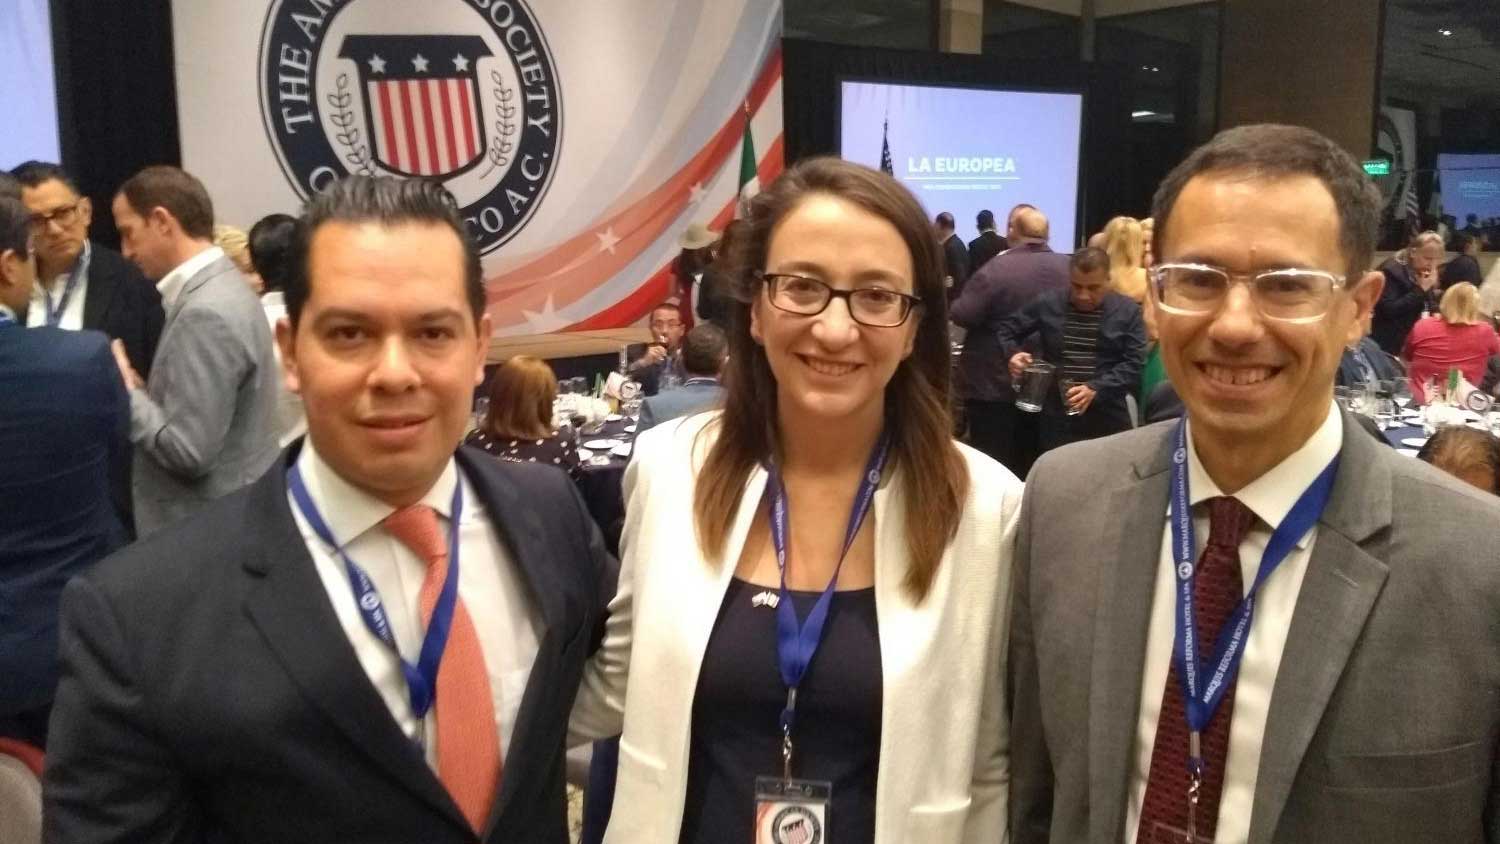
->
xmin=287 ymin=440 xmax=542 ymax=771
xmin=26 ymin=240 xmax=91 ymax=329
xmin=156 ymin=245 xmax=224 ymax=310
xmin=260 ymin=290 xmax=306 ymax=447
xmin=1125 ymin=402 xmax=1343 ymax=844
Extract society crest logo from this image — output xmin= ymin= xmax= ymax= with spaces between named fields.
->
xmin=259 ymin=0 xmax=561 ymax=253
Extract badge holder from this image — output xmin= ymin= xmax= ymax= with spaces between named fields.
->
xmin=1147 ymin=742 xmax=1214 ymax=844
xmin=754 ymin=690 xmax=832 ymax=844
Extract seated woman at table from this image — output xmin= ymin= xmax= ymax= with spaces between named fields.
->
xmin=1417 ymin=425 xmax=1500 ymax=495
xmin=465 ymin=355 xmax=581 ymax=478
xmin=568 ymin=157 xmax=1024 ymax=843
xmin=1403 ymin=282 xmax=1500 ymax=403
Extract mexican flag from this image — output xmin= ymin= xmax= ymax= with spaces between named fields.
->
xmin=736 ymin=102 xmax=759 ymax=217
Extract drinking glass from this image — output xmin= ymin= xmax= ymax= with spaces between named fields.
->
xmin=1058 ymin=377 xmax=1083 ymax=416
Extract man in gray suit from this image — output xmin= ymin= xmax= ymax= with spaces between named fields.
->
xmin=108 ymin=166 xmax=280 ymax=537
xmin=637 ymin=322 xmax=726 ymax=432
xmin=1009 ymin=124 xmax=1500 ymax=844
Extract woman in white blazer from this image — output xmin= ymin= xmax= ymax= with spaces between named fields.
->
xmin=570 ymin=157 xmax=1023 ymax=843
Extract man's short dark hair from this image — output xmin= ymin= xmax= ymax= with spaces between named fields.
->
xmin=681 ymin=323 xmax=728 ymax=377
xmin=977 ymin=209 xmax=995 ymax=230
xmin=248 ymin=213 xmax=301 ymax=294
xmin=287 ymin=176 xmax=483 ymax=326
xmin=0 ymin=197 xmax=31 ymax=256
xmin=936 ymin=212 xmax=955 ymax=230
xmin=11 ymin=160 xmax=80 ymax=196
xmin=1151 ymin=124 xmax=1382 ymax=276
xmin=117 ymin=166 xmax=215 ymax=240
xmin=649 ymin=301 xmax=680 ymax=320
xmin=0 ymin=173 xmax=20 ymax=202
xmin=1071 ymin=246 xmax=1109 ymax=274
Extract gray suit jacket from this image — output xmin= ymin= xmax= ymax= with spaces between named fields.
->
xmin=1009 ymin=414 xmax=1500 ymax=844
xmin=130 ymin=255 xmax=280 ymax=537
xmin=637 ymin=378 xmax=723 ymax=432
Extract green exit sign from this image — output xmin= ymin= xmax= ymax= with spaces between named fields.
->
xmin=1363 ymin=159 xmax=1392 ymax=176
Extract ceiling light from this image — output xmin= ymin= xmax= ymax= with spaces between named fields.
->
xmin=1439 ymin=28 xmax=1453 ymax=36
xmin=1132 ymin=110 xmax=1157 ymax=118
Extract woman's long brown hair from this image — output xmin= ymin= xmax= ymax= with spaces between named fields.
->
xmin=691 ymin=157 xmax=969 ymax=602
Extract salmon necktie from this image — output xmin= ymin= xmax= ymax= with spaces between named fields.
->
xmin=384 ymin=503 xmax=501 ymax=833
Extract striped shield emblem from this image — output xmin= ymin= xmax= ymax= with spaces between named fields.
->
xmin=340 ymin=34 xmax=494 ymax=179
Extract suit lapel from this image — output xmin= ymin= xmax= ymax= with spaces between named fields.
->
xmin=454 ymin=449 xmax=570 ymax=835
xmin=80 ymin=248 xmax=115 ymax=331
xmin=1089 ymin=427 xmax=1174 ymax=842
xmin=1247 ymin=416 xmax=1391 ymax=844
xmin=241 ymin=450 xmax=471 ymax=833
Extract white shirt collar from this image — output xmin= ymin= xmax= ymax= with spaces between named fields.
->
xmin=1184 ymin=400 xmax=1343 ymax=549
xmin=0 ymin=303 xmax=16 ymax=321
xmin=156 ymin=245 xmax=225 ymax=309
xmin=294 ymin=437 xmax=460 ymax=546
xmin=261 ymin=290 xmax=285 ymax=308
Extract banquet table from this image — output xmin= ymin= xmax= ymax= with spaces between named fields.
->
xmin=572 ymin=415 xmax=639 ymax=553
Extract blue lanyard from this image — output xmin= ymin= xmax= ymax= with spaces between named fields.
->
xmin=287 ymin=464 xmax=462 ymax=722
xmin=1169 ymin=418 xmax=1337 ymax=780
xmin=42 ymin=256 xmax=87 ymax=327
xmin=767 ymin=431 xmax=890 ymax=775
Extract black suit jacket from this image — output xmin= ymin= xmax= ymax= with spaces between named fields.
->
xmin=942 ymin=233 xmax=970 ymax=301
xmin=967 ymin=230 xmax=1007 ymax=275
xmin=951 ymin=242 xmax=1072 ymax=401
xmin=1372 ymin=257 xmax=1436 ymax=356
xmin=1440 ymin=254 xmax=1484 ymax=290
xmin=0 ymin=325 xmax=126 ymax=720
xmin=43 ymin=445 xmax=616 ymax=844
xmin=996 ymin=289 xmax=1146 ymax=435
xmin=79 ymin=243 xmax=165 ymax=378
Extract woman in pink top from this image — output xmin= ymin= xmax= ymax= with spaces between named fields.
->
xmin=1402 ymin=282 xmax=1500 ymax=403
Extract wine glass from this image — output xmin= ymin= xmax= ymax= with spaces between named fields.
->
xmin=1389 ymin=379 xmax=1412 ymax=410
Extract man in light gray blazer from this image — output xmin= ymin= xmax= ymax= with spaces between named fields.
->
xmin=637 ymin=322 xmax=726 ymax=432
xmin=108 ymin=167 xmax=279 ymax=537
xmin=1009 ymin=124 xmax=1500 ymax=844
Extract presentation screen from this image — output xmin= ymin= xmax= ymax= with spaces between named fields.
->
xmin=1439 ymin=153 xmax=1500 ymax=227
xmin=0 ymin=0 xmax=61 ymax=167
xmin=840 ymin=80 xmax=1083 ymax=254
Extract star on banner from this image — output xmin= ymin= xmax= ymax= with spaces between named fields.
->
xmin=452 ymin=54 xmax=471 ymax=72
xmin=521 ymin=295 xmax=572 ymax=333
xmin=367 ymin=54 xmax=387 ymax=74
xmin=412 ymin=53 xmax=429 ymax=73
xmin=688 ymin=182 xmax=707 ymax=204
xmin=595 ymin=227 xmax=621 ymax=254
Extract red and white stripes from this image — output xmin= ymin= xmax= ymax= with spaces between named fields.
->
xmin=367 ymin=78 xmax=483 ymax=177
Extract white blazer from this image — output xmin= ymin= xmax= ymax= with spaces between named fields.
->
xmin=569 ymin=411 xmax=1023 ymax=843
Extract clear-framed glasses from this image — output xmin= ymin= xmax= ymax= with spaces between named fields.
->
xmin=1150 ymin=262 xmax=1347 ymax=324
xmin=758 ymin=272 xmax=922 ymax=328
xmin=28 ymin=203 xmax=81 ymax=233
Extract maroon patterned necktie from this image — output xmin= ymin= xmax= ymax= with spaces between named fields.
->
xmin=1136 ymin=496 xmax=1257 ymax=843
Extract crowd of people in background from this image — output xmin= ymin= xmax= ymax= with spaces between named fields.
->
xmin=5 ymin=120 xmax=1500 ymax=844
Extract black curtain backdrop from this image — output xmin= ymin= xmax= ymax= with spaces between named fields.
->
xmin=781 ymin=38 xmax=1132 ymax=245
xmin=50 ymin=0 xmax=180 ymax=250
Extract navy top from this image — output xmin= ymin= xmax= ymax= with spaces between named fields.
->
xmin=679 ymin=577 xmax=882 ymax=844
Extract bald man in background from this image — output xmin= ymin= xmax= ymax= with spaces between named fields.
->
xmin=951 ymin=205 xmax=1070 ymax=477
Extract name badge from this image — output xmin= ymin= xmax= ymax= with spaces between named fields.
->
xmin=754 ymin=776 xmax=831 ymax=844
xmin=1148 ymin=821 xmax=1215 ymax=844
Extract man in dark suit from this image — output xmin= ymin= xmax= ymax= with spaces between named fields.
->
xmin=11 ymin=161 xmax=163 ymax=377
xmin=44 ymin=176 xmax=615 ymax=843
xmin=967 ymin=209 xmax=1008 ymax=274
xmin=0 ymin=196 xmax=128 ymax=748
xmin=638 ymin=322 xmax=726 ymax=431
xmin=998 ymin=247 xmax=1146 ymax=454
xmin=1010 ymin=124 xmax=1500 ymax=844
xmin=625 ymin=302 xmax=686 ymax=396
xmin=13 ymin=161 xmax=165 ymax=537
xmin=936 ymin=211 xmax=970 ymax=301
xmin=1440 ymin=233 xmax=1485 ymax=290
xmin=951 ymin=206 xmax=1070 ymax=475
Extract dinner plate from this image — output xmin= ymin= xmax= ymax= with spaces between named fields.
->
xmin=624 ymin=424 xmax=638 ymax=433
xmin=576 ymin=447 xmax=594 ymax=461
xmin=606 ymin=414 xmax=624 ymax=422
xmin=584 ymin=439 xmax=622 ymax=449
xmin=1400 ymin=437 xmax=1428 ymax=448
xmin=1397 ymin=447 xmax=1420 ymax=457
xmin=611 ymin=443 xmax=632 ymax=458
